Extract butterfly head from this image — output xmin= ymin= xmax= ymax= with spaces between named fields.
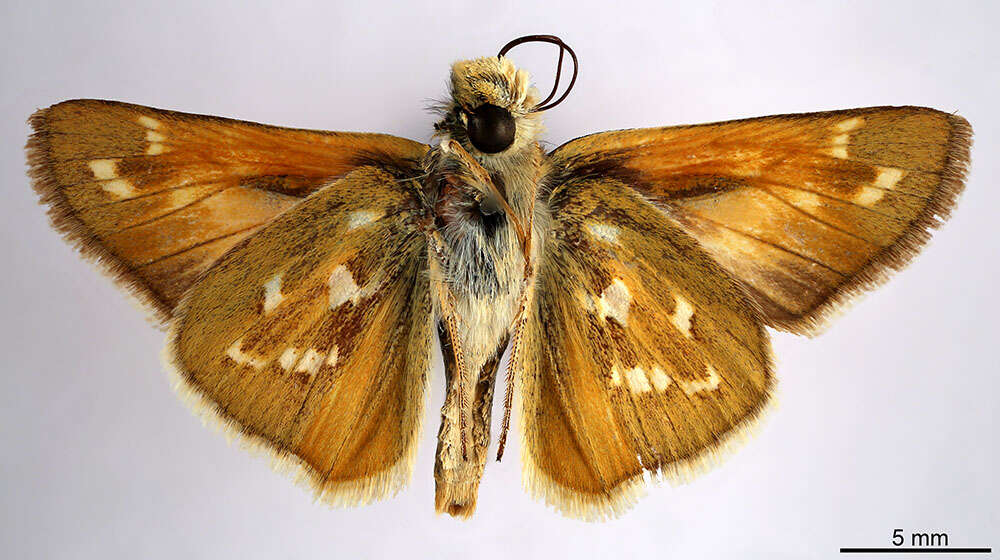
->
xmin=437 ymin=56 xmax=543 ymax=156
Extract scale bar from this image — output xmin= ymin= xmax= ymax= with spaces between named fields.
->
xmin=840 ymin=549 xmax=991 ymax=554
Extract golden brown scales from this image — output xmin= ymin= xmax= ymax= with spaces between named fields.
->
xmin=26 ymin=51 xmax=970 ymax=520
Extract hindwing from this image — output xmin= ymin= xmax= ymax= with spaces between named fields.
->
xmin=519 ymin=176 xmax=773 ymax=519
xmin=167 ymin=167 xmax=432 ymax=505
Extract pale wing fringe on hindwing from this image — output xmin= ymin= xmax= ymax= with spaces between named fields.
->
xmin=550 ymin=106 xmax=972 ymax=336
xmin=165 ymin=167 xmax=433 ymax=507
xmin=518 ymin=177 xmax=775 ymax=520
xmin=26 ymin=99 xmax=426 ymax=325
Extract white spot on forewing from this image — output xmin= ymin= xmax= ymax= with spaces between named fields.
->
xmin=874 ymin=166 xmax=905 ymax=189
xmin=294 ymin=349 xmax=324 ymax=376
xmin=262 ymin=273 xmax=284 ymax=314
xmin=854 ymin=187 xmax=885 ymax=206
xmin=225 ymin=339 xmax=267 ymax=369
xmin=144 ymin=130 xmax=168 ymax=155
xmin=598 ymin=278 xmax=631 ymax=326
xmin=347 ymin=209 xmax=383 ymax=230
xmin=328 ymin=265 xmax=361 ymax=309
xmin=834 ymin=116 xmax=865 ymax=132
xmin=137 ymin=115 xmax=162 ymax=129
xmin=102 ymin=180 xmax=136 ymax=198
xmin=669 ymin=295 xmax=695 ymax=338
xmin=854 ymin=167 xmax=905 ymax=206
xmin=279 ymin=347 xmax=300 ymax=371
xmin=649 ymin=367 xmax=672 ymax=392
xmin=825 ymin=146 xmax=849 ymax=159
xmin=88 ymin=159 xmax=117 ymax=180
xmin=789 ymin=190 xmax=823 ymax=211
xmin=88 ymin=159 xmax=136 ymax=198
xmin=830 ymin=133 xmax=850 ymax=145
xmin=624 ymin=367 xmax=652 ymax=394
xmin=826 ymin=118 xmax=863 ymax=159
xmin=586 ymin=222 xmax=620 ymax=245
xmin=680 ymin=365 xmax=722 ymax=396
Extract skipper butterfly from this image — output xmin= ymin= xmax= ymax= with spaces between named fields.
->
xmin=26 ymin=35 xmax=971 ymax=519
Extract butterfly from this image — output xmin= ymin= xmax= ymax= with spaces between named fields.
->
xmin=25 ymin=34 xmax=971 ymax=520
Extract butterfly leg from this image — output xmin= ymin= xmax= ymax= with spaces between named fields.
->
xmin=495 ymin=261 xmax=534 ymax=461
xmin=496 ymin=165 xmax=540 ymax=462
xmin=422 ymin=227 xmax=473 ymax=459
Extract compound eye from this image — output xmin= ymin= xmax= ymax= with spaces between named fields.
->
xmin=466 ymin=104 xmax=516 ymax=153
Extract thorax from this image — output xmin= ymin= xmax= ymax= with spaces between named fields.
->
xmin=423 ymin=145 xmax=543 ymax=371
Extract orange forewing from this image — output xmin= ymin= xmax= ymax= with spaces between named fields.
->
xmin=27 ymin=99 xmax=427 ymax=322
xmin=551 ymin=107 xmax=970 ymax=334
xmin=169 ymin=167 xmax=433 ymax=505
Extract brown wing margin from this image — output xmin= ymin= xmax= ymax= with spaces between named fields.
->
xmin=549 ymin=107 xmax=971 ymax=335
xmin=26 ymin=99 xmax=427 ymax=324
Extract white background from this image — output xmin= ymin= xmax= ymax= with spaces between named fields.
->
xmin=1 ymin=1 xmax=997 ymax=558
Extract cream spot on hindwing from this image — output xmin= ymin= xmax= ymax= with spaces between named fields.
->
xmin=608 ymin=362 xmax=719 ymax=395
xmin=279 ymin=347 xmax=301 ymax=371
xmin=325 ymin=346 xmax=340 ymax=369
xmin=328 ymin=265 xmax=361 ymax=309
xmin=624 ymin=367 xmax=652 ymax=394
xmin=648 ymin=367 xmax=672 ymax=392
xmin=262 ymin=273 xmax=285 ymax=314
xmin=294 ymin=349 xmax=324 ymax=377
xmin=610 ymin=366 xmax=623 ymax=387
xmin=680 ymin=365 xmax=722 ymax=395
xmin=225 ymin=339 xmax=340 ymax=376
xmin=225 ymin=339 xmax=267 ymax=369
xmin=347 ymin=209 xmax=383 ymax=230
xmin=598 ymin=278 xmax=631 ymax=326
xmin=669 ymin=295 xmax=695 ymax=338
xmin=586 ymin=222 xmax=621 ymax=245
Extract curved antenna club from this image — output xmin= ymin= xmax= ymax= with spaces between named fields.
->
xmin=497 ymin=34 xmax=579 ymax=112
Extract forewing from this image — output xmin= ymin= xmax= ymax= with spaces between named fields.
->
xmin=27 ymin=99 xmax=426 ymax=322
xmin=550 ymin=107 xmax=971 ymax=334
xmin=519 ymin=176 xmax=773 ymax=519
xmin=167 ymin=167 xmax=432 ymax=505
